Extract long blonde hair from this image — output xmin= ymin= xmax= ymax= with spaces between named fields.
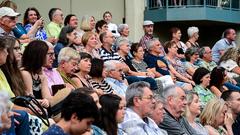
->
xmin=199 ymin=98 xmax=226 ymax=127
xmin=218 ymin=47 xmax=240 ymax=64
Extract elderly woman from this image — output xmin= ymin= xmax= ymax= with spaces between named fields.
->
xmin=184 ymin=91 xmax=208 ymax=135
xmin=200 ymin=98 xmax=234 ymax=135
xmin=149 ymin=94 xmax=168 ymax=135
xmin=81 ymin=31 xmax=100 ymax=58
xmin=184 ymin=47 xmax=199 ymax=76
xmin=118 ymin=24 xmax=130 ymax=39
xmin=192 ymin=67 xmax=215 ymax=109
xmin=164 ymin=40 xmax=192 ymax=79
xmin=164 ymin=40 xmax=194 ymax=90
xmin=185 ymin=26 xmax=199 ymax=48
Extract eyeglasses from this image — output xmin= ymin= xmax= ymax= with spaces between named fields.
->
xmin=140 ymin=95 xmax=155 ymax=101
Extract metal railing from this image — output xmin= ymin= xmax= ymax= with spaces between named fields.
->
xmin=147 ymin=0 xmax=240 ymax=10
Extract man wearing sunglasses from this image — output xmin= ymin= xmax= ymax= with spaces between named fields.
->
xmin=0 ymin=7 xmax=20 ymax=37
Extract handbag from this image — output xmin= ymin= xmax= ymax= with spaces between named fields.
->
xmin=11 ymin=95 xmax=50 ymax=126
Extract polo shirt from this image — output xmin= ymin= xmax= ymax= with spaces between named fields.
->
xmin=46 ymin=22 xmax=63 ymax=38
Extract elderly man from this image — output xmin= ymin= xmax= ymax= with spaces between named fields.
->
xmin=159 ymin=85 xmax=197 ymax=135
xmin=221 ymin=90 xmax=240 ymax=135
xmin=144 ymin=39 xmax=194 ymax=90
xmin=120 ymin=81 xmax=166 ymax=135
xmin=46 ymin=8 xmax=64 ymax=43
xmin=198 ymin=46 xmax=217 ymax=71
xmin=57 ymin=47 xmax=79 ymax=88
xmin=0 ymin=7 xmax=20 ymax=36
xmin=139 ymin=20 xmax=154 ymax=50
xmin=99 ymin=31 xmax=123 ymax=62
xmin=104 ymin=60 xmax=128 ymax=96
xmin=212 ymin=28 xmax=237 ymax=63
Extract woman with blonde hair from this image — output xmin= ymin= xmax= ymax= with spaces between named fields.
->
xmin=219 ymin=47 xmax=240 ymax=80
xmin=184 ymin=91 xmax=208 ymax=135
xmin=200 ymin=98 xmax=234 ymax=135
xmin=81 ymin=31 xmax=100 ymax=58
xmin=80 ymin=15 xmax=96 ymax=32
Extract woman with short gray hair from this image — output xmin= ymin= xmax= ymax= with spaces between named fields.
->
xmin=186 ymin=26 xmax=200 ymax=48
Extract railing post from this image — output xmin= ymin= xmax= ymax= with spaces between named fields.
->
xmin=229 ymin=0 xmax=232 ymax=10
xmin=204 ymin=0 xmax=206 ymax=7
xmin=166 ymin=0 xmax=168 ymax=8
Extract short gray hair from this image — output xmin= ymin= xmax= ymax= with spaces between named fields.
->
xmin=115 ymin=37 xmax=129 ymax=50
xmin=198 ymin=46 xmax=208 ymax=59
xmin=187 ymin=26 xmax=199 ymax=38
xmin=118 ymin=24 xmax=129 ymax=34
xmin=104 ymin=60 xmax=121 ymax=72
xmin=146 ymin=38 xmax=159 ymax=51
xmin=58 ymin=47 xmax=80 ymax=64
xmin=160 ymin=85 xmax=178 ymax=104
xmin=126 ymin=81 xmax=150 ymax=107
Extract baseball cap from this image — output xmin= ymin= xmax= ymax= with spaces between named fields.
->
xmin=0 ymin=7 xmax=20 ymax=17
xmin=143 ymin=20 xmax=154 ymax=26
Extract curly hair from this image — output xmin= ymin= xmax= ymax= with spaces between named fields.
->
xmin=218 ymin=47 xmax=240 ymax=65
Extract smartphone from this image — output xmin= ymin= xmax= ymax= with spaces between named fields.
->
xmin=51 ymin=84 xmax=66 ymax=96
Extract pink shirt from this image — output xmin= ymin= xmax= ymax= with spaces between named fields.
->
xmin=43 ymin=68 xmax=64 ymax=95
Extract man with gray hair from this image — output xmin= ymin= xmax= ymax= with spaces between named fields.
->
xmin=104 ymin=60 xmax=128 ymax=96
xmin=158 ymin=85 xmax=197 ymax=135
xmin=57 ymin=47 xmax=79 ymax=88
xmin=120 ymin=81 xmax=166 ymax=135
xmin=197 ymin=46 xmax=217 ymax=71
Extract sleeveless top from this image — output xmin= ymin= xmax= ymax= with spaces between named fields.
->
xmin=32 ymin=74 xmax=42 ymax=99
xmin=186 ymin=41 xmax=200 ymax=48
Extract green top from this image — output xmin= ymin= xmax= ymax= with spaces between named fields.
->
xmin=46 ymin=22 xmax=63 ymax=38
xmin=197 ymin=59 xmax=217 ymax=72
xmin=193 ymin=84 xmax=215 ymax=109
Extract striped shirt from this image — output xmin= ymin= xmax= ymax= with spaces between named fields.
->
xmin=99 ymin=47 xmax=123 ymax=62
xmin=90 ymin=79 xmax=114 ymax=94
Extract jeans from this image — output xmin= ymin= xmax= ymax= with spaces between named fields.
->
xmin=8 ymin=110 xmax=30 ymax=135
xmin=224 ymin=82 xmax=240 ymax=91
xmin=126 ymin=76 xmax=158 ymax=90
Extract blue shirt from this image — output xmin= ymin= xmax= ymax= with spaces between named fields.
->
xmin=105 ymin=77 xmax=127 ymax=97
xmin=212 ymin=38 xmax=236 ymax=63
xmin=24 ymin=23 xmax=47 ymax=40
xmin=144 ymin=53 xmax=170 ymax=75
xmin=119 ymin=108 xmax=166 ymax=135
xmin=42 ymin=124 xmax=69 ymax=135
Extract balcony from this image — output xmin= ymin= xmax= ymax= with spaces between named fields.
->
xmin=144 ymin=0 xmax=240 ymax=24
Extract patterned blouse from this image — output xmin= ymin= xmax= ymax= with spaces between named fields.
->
xmin=24 ymin=23 xmax=47 ymax=40
xmin=193 ymin=85 xmax=215 ymax=109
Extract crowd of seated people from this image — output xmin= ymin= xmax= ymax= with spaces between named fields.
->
xmin=1 ymin=1 xmax=240 ymax=134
